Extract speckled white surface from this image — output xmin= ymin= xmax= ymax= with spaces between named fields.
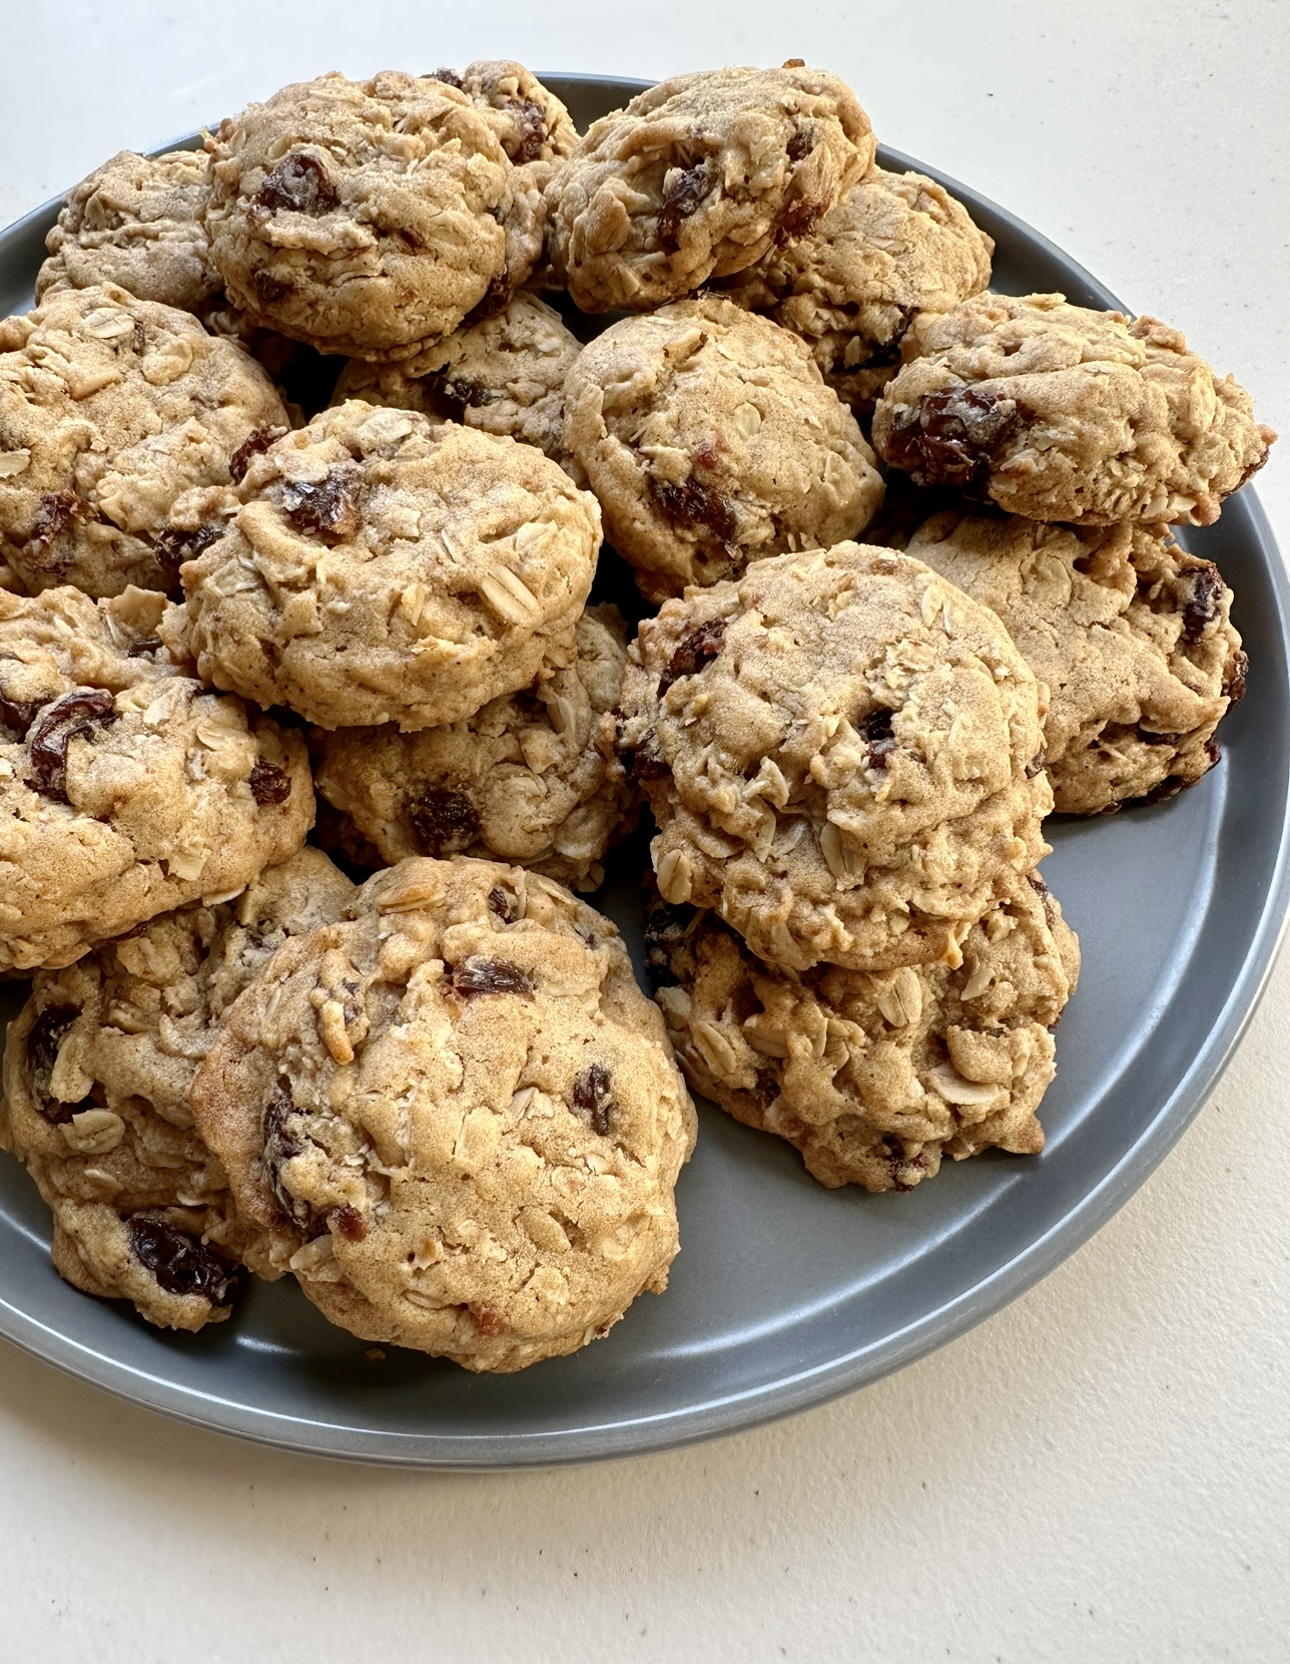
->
xmin=1 ymin=3 xmax=1288 ymax=1658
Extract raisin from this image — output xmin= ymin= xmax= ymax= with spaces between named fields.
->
xmin=657 ymin=157 xmax=715 ymax=250
xmin=427 ymin=370 xmax=495 ymax=415
xmin=1025 ymin=750 xmax=1046 ymax=779
xmin=786 ymin=125 xmax=815 ymax=162
xmin=620 ymin=732 xmax=669 ymax=782
xmin=463 ymin=273 xmax=512 ymax=327
xmin=657 ymin=618 xmax=728 ymax=697
xmin=1180 ymin=564 xmax=1226 ymax=644
xmin=127 ymin=1214 xmax=240 ymax=1306
xmin=881 ymin=386 xmax=1023 ymax=491
xmin=1136 ymin=727 xmax=1183 ymax=747
xmin=254 ymin=151 xmax=339 ymax=216
xmin=280 ymin=470 xmax=360 ymax=542
xmin=472 ymin=1306 xmax=506 ymax=1336
xmin=429 ymin=67 xmax=464 ymax=88
xmin=407 ymin=787 xmax=480 ymax=857
xmin=155 ymin=523 xmax=222 ymax=590
xmin=509 ymin=98 xmax=550 ymax=164
xmin=487 ymin=885 xmax=515 ymax=922
xmin=248 ymin=759 xmax=292 ymax=806
xmin=448 ymin=957 xmax=534 ymax=998
xmin=229 ymin=424 xmax=287 ymax=484
xmin=1223 ymin=650 xmax=1249 ymax=706
xmin=252 ymin=269 xmax=292 ymax=305
xmin=776 ymin=195 xmax=828 ymax=242
xmin=572 ymin=1063 xmax=614 ymax=1135
xmin=126 ymin=637 xmax=164 ymax=658
xmin=26 ymin=1005 xmax=84 ymax=1123
xmin=648 ymin=474 xmax=737 ymax=548
xmin=28 ymin=689 xmax=117 ymax=801
xmin=263 ymin=1089 xmax=313 ymax=1231
xmin=328 ymin=1204 xmax=367 ymax=1242
xmin=859 ymin=707 xmax=896 ymax=769
xmin=27 ymin=490 xmax=87 ymax=562
xmin=0 ymin=694 xmax=43 ymax=739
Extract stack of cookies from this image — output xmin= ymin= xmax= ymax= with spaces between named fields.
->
xmin=0 ymin=59 xmax=1274 ymax=1365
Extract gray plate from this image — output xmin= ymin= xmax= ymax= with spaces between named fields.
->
xmin=1 ymin=74 xmax=1287 ymax=1469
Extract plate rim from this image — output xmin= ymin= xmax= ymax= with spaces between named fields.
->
xmin=1 ymin=77 xmax=1287 ymax=1468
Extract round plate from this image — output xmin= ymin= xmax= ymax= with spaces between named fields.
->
xmin=1 ymin=74 xmax=1287 ymax=1468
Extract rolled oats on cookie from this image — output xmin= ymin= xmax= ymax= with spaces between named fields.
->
xmin=0 ymin=850 xmax=356 ymax=1329
xmin=0 ymin=586 xmax=312 ymax=974
xmin=906 ymin=506 xmax=1246 ymax=813
xmin=312 ymin=606 xmax=636 ymax=889
xmin=563 ymin=296 xmax=883 ymax=599
xmin=204 ymin=72 xmax=540 ymax=360
xmin=431 ymin=61 xmax=577 ymax=187
xmin=872 ymin=292 xmax=1276 ymax=525
xmin=546 ymin=65 xmax=874 ymax=312
xmin=647 ymin=868 xmax=1078 ymax=1191
xmin=617 ymin=542 xmax=1052 ymax=973
xmin=720 ymin=165 xmax=993 ymax=413
xmin=179 ymin=401 xmax=601 ymax=731
xmin=36 ymin=148 xmax=223 ymax=316
xmin=0 ymin=283 xmax=289 ymax=597
xmin=333 ymin=292 xmax=582 ymax=470
xmin=191 ymin=856 xmax=697 ymax=1372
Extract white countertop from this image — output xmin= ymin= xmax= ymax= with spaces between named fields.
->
xmin=2 ymin=3 xmax=1287 ymax=1658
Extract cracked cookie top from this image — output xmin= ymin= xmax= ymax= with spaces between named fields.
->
xmin=617 ymin=543 xmax=1051 ymax=972
xmin=333 ymin=291 xmax=582 ymax=470
xmin=647 ymin=867 xmax=1078 ymax=1191
xmin=562 ymin=295 xmax=883 ymax=599
xmin=721 ymin=165 xmax=993 ymax=413
xmin=872 ymin=292 xmax=1275 ymax=525
xmin=0 ymin=585 xmax=312 ymax=973
xmin=0 ymin=849 xmax=356 ymax=1329
xmin=177 ymin=401 xmax=602 ymax=731
xmin=36 ymin=148 xmax=223 ymax=316
xmin=905 ymin=506 xmax=1246 ymax=813
xmin=545 ymin=65 xmax=875 ymax=312
xmin=312 ymin=605 xmax=636 ymax=890
xmin=0 ymin=283 xmax=290 ymax=597
xmin=204 ymin=71 xmax=540 ymax=359
xmin=191 ymin=856 xmax=697 ymax=1372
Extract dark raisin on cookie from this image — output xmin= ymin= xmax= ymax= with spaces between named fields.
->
xmin=248 ymin=759 xmax=292 ymax=806
xmin=657 ymin=157 xmax=716 ymax=251
xmin=428 ymin=67 xmax=464 ymax=88
xmin=1025 ymin=750 xmax=1046 ymax=779
xmin=0 ymin=694 xmax=44 ymax=740
xmin=26 ymin=1005 xmax=85 ymax=1123
xmin=881 ymin=387 xmax=1023 ymax=491
xmin=27 ymin=689 xmax=117 ymax=801
xmin=252 ymin=269 xmax=292 ymax=306
xmin=1179 ymin=563 xmax=1227 ymax=645
xmin=487 ymin=884 xmax=515 ymax=922
xmin=1223 ymin=650 xmax=1249 ymax=705
xmin=509 ymin=99 xmax=551 ymax=165
xmin=860 ymin=708 xmax=897 ymax=770
xmin=26 ymin=490 xmax=88 ymax=564
xmin=448 ymin=957 xmax=534 ymax=998
xmin=253 ymin=152 xmax=340 ymax=217
xmin=229 ymin=424 xmax=289 ymax=484
xmin=280 ymin=470 xmax=360 ymax=542
xmin=327 ymin=1204 xmax=367 ymax=1243
xmin=126 ymin=1214 xmax=241 ymax=1306
xmin=648 ymin=474 xmax=738 ymax=550
xmin=155 ymin=522 xmax=223 ymax=590
xmin=407 ymin=787 xmax=481 ymax=857
xmin=571 ymin=1063 xmax=614 ymax=1135
xmin=263 ymin=1088 xmax=313 ymax=1231
xmin=642 ymin=901 xmax=696 ymax=986
xmin=657 ymin=619 xmax=728 ymax=697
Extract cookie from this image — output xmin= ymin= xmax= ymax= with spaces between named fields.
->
xmin=905 ymin=507 xmax=1246 ymax=813
xmin=312 ymin=606 xmax=635 ymax=890
xmin=617 ymin=543 xmax=1052 ymax=973
xmin=178 ymin=401 xmax=601 ymax=731
xmin=872 ymin=292 xmax=1276 ymax=525
xmin=546 ymin=64 xmax=875 ymax=312
xmin=190 ymin=857 xmax=697 ymax=1372
xmin=562 ymin=296 xmax=884 ymax=599
xmin=647 ymin=867 xmax=1078 ymax=1191
xmin=0 ymin=585 xmax=312 ymax=974
xmin=35 ymin=148 xmax=223 ymax=316
xmin=721 ymin=165 xmax=993 ymax=413
xmin=204 ymin=72 xmax=540 ymax=360
xmin=0 ymin=283 xmax=290 ymax=597
xmin=0 ymin=849 xmax=356 ymax=1329
xmin=332 ymin=292 xmax=581 ymax=469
